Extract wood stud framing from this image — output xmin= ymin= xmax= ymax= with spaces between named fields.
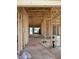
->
xmin=17 ymin=7 xmax=61 ymax=53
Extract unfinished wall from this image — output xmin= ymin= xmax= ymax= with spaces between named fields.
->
xmin=41 ymin=14 xmax=61 ymax=47
xmin=41 ymin=18 xmax=52 ymax=38
xmin=17 ymin=8 xmax=29 ymax=54
xmin=52 ymin=15 xmax=61 ymax=46
xmin=22 ymin=8 xmax=29 ymax=47
xmin=41 ymin=19 xmax=46 ymax=38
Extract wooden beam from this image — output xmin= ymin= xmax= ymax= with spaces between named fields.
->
xmin=17 ymin=0 xmax=61 ymax=7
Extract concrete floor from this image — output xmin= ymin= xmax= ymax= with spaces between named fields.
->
xmin=25 ymin=37 xmax=61 ymax=59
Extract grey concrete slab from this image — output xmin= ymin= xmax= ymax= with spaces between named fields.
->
xmin=25 ymin=38 xmax=61 ymax=59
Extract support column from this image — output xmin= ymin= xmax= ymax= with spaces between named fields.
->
xmin=17 ymin=8 xmax=23 ymax=53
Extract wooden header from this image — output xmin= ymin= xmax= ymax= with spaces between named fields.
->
xmin=17 ymin=0 xmax=61 ymax=7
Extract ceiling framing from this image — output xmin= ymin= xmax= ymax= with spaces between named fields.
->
xmin=24 ymin=7 xmax=61 ymax=27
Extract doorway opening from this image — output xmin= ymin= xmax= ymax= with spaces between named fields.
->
xmin=29 ymin=27 xmax=41 ymax=35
